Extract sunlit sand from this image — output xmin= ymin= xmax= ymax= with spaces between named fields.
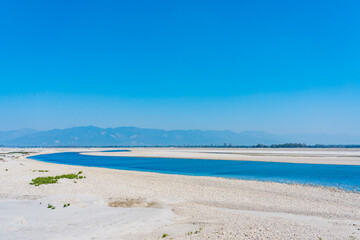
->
xmin=1 ymin=148 xmax=360 ymax=239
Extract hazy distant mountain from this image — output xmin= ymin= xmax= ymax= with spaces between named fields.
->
xmin=0 ymin=126 xmax=359 ymax=146
xmin=0 ymin=128 xmax=38 ymax=143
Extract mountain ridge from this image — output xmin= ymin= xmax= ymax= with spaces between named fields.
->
xmin=1 ymin=126 xmax=359 ymax=146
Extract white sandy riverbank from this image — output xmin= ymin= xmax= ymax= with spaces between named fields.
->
xmin=1 ymin=148 xmax=360 ymax=239
xmin=83 ymin=147 xmax=360 ymax=165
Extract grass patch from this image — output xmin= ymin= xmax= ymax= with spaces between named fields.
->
xmin=47 ymin=204 xmax=55 ymax=210
xmin=31 ymin=176 xmax=58 ymax=186
xmin=8 ymin=151 xmax=32 ymax=155
xmin=55 ymin=173 xmax=79 ymax=179
xmin=186 ymin=227 xmax=202 ymax=236
xmin=30 ymin=171 xmax=84 ymax=186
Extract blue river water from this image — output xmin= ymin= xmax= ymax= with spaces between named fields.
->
xmin=29 ymin=151 xmax=360 ymax=191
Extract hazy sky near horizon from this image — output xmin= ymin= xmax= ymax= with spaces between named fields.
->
xmin=1 ymin=0 xmax=360 ymax=134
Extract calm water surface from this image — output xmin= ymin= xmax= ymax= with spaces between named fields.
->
xmin=29 ymin=151 xmax=360 ymax=191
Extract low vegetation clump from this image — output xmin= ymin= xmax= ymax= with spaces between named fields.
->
xmin=162 ymin=233 xmax=168 ymax=238
xmin=47 ymin=204 xmax=55 ymax=210
xmin=30 ymin=171 xmax=85 ymax=186
xmin=33 ymin=170 xmax=49 ymax=172
xmin=8 ymin=151 xmax=32 ymax=155
xmin=63 ymin=203 xmax=70 ymax=208
xmin=186 ymin=227 xmax=203 ymax=236
xmin=30 ymin=176 xmax=58 ymax=186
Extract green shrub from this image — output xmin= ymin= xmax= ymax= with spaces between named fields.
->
xmin=47 ymin=204 xmax=55 ymax=210
xmin=30 ymin=171 xmax=85 ymax=186
xmin=55 ymin=173 xmax=78 ymax=180
xmin=8 ymin=151 xmax=32 ymax=154
xmin=31 ymin=176 xmax=58 ymax=186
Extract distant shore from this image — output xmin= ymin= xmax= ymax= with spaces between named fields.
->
xmin=82 ymin=147 xmax=360 ymax=165
xmin=1 ymin=148 xmax=360 ymax=239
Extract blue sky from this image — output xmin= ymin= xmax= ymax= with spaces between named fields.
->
xmin=1 ymin=0 xmax=360 ymax=134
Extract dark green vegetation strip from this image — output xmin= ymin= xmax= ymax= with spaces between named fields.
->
xmin=8 ymin=151 xmax=33 ymax=154
xmin=30 ymin=171 xmax=85 ymax=186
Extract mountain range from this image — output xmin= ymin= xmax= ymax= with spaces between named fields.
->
xmin=0 ymin=126 xmax=360 ymax=147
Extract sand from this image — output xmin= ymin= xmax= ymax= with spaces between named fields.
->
xmin=83 ymin=147 xmax=360 ymax=165
xmin=1 ymin=148 xmax=360 ymax=239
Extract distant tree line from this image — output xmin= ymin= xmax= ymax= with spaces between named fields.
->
xmin=253 ymin=143 xmax=307 ymax=148
xmin=176 ymin=143 xmax=360 ymax=148
xmin=8 ymin=143 xmax=360 ymax=148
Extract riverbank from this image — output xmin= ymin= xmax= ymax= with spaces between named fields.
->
xmin=83 ymin=147 xmax=360 ymax=165
xmin=1 ymin=148 xmax=360 ymax=239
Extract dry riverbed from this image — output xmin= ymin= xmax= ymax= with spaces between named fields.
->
xmin=1 ymin=148 xmax=360 ymax=239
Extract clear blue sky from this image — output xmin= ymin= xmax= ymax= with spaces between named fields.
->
xmin=1 ymin=0 xmax=360 ymax=134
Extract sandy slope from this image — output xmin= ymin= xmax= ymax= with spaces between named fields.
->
xmin=1 ymin=148 xmax=360 ymax=240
